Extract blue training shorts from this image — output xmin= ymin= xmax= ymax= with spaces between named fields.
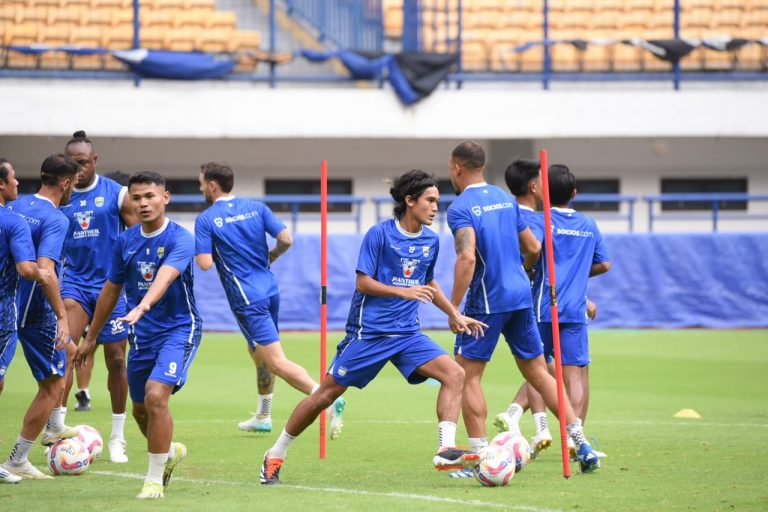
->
xmin=127 ymin=328 xmax=202 ymax=403
xmin=454 ymin=308 xmax=543 ymax=362
xmin=0 ymin=329 xmax=18 ymax=381
xmin=328 ymin=332 xmax=448 ymax=389
xmin=232 ymin=295 xmax=280 ymax=349
xmin=18 ymin=326 xmax=67 ymax=382
xmin=61 ymin=284 xmax=128 ymax=343
xmin=539 ymin=322 xmax=590 ymax=366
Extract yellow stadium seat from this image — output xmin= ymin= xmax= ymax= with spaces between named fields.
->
xmin=153 ymin=0 xmax=186 ymax=11
xmin=198 ymin=28 xmax=235 ymax=53
xmin=104 ymin=24 xmax=135 ymax=49
xmin=111 ymin=9 xmax=135 ymax=27
xmin=685 ymin=7 xmax=714 ymax=30
xmin=712 ymin=8 xmax=745 ymax=29
xmin=69 ymin=25 xmax=104 ymax=69
xmin=613 ymin=43 xmax=644 ymax=71
xmin=734 ymin=41 xmax=765 ymax=71
xmin=550 ymin=41 xmax=582 ymax=71
xmin=39 ymin=24 xmax=71 ymax=69
xmin=235 ymin=30 xmax=261 ymax=52
xmin=139 ymin=25 xmax=167 ymax=49
xmin=185 ymin=0 xmax=215 ymax=10
xmin=141 ymin=9 xmax=174 ymax=27
xmin=167 ymin=27 xmax=198 ymax=51
xmin=208 ymin=11 xmax=237 ymax=29
xmin=174 ymin=10 xmax=208 ymax=28
xmin=0 ymin=7 xmax=16 ymax=22
xmin=94 ymin=0 xmax=133 ymax=9
xmin=6 ymin=24 xmax=40 ymax=68
xmin=17 ymin=7 xmax=47 ymax=24
xmin=48 ymin=7 xmax=85 ymax=27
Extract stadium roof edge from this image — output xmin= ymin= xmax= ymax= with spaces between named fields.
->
xmin=3 ymin=82 xmax=767 ymax=139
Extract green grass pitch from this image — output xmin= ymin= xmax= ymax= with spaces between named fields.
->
xmin=1 ymin=330 xmax=767 ymax=511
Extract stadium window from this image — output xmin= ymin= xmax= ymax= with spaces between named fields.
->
xmin=436 ymin=179 xmax=455 ymax=212
xmin=660 ymin=178 xmax=747 ymax=211
xmin=573 ymin=179 xmax=620 ymax=212
xmin=165 ymin=178 xmax=206 ymax=213
xmin=265 ymin=179 xmax=353 ymax=213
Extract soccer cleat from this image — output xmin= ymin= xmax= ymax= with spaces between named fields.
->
xmin=448 ymin=468 xmax=474 ymax=478
xmin=433 ymin=448 xmax=480 ymax=471
xmin=1 ymin=460 xmax=52 ymax=480
xmin=529 ymin=429 xmax=553 ymax=460
xmin=595 ymin=449 xmax=608 ymax=458
xmin=567 ymin=437 xmax=577 ymax=462
xmin=74 ymin=390 xmax=91 ymax=412
xmin=0 ymin=466 xmax=22 ymax=484
xmin=259 ymin=451 xmax=283 ymax=485
xmin=40 ymin=425 xmax=80 ymax=446
xmin=136 ymin=481 xmax=164 ymax=499
xmin=493 ymin=413 xmax=521 ymax=435
xmin=576 ymin=443 xmax=600 ymax=473
xmin=108 ymin=437 xmax=129 ymax=463
xmin=329 ymin=396 xmax=346 ymax=440
xmin=238 ymin=414 xmax=272 ymax=433
xmin=162 ymin=442 xmax=186 ymax=488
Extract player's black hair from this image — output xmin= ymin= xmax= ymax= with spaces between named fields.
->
xmin=201 ymin=162 xmax=234 ymax=193
xmin=128 ymin=171 xmax=166 ymax=190
xmin=390 ymin=169 xmax=438 ymax=220
xmin=504 ymin=157 xmax=540 ymax=197
xmin=0 ymin=158 xmax=10 ymax=182
xmin=548 ymin=164 xmax=576 ymax=206
xmin=451 ymin=141 xmax=485 ymax=170
xmin=65 ymin=130 xmax=95 ymax=151
xmin=40 ymin=154 xmax=79 ymax=186
xmin=104 ymin=170 xmax=131 ymax=186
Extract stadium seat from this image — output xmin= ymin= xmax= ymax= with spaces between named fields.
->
xmin=5 ymin=24 xmax=39 ymax=68
xmin=48 ymin=7 xmax=84 ymax=27
xmin=167 ymin=27 xmax=198 ymax=51
xmin=16 ymin=7 xmax=47 ymax=25
xmin=141 ymin=9 xmax=175 ymax=27
xmin=198 ymin=28 xmax=236 ymax=53
xmin=39 ymin=25 xmax=71 ymax=69
xmin=140 ymin=25 xmax=168 ymax=49
xmin=184 ymin=0 xmax=215 ymax=11
xmin=550 ymin=41 xmax=582 ymax=72
xmin=70 ymin=25 xmax=105 ymax=69
xmin=174 ymin=10 xmax=209 ymax=28
xmin=208 ymin=11 xmax=237 ymax=29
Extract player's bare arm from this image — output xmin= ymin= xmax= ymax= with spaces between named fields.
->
xmin=73 ymin=280 xmax=123 ymax=369
xmin=519 ymin=227 xmax=541 ymax=271
xmin=451 ymin=226 xmax=476 ymax=307
xmin=37 ymin=255 xmax=70 ymax=349
xmin=589 ymin=261 xmax=611 ymax=277
xmin=195 ymin=253 xmax=214 ymax=271
xmin=428 ymin=279 xmax=487 ymax=337
xmin=120 ymin=191 xmax=140 ymax=227
xmin=269 ymin=228 xmax=293 ymax=263
xmin=120 ymin=264 xmax=182 ymax=326
xmin=356 ymin=272 xmax=436 ymax=304
xmin=16 ymin=261 xmax=51 ymax=286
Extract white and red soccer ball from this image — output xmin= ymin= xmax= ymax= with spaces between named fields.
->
xmin=472 ymin=445 xmax=516 ymax=487
xmin=74 ymin=425 xmax=103 ymax=462
xmin=48 ymin=438 xmax=90 ymax=475
xmin=491 ymin=431 xmax=531 ymax=473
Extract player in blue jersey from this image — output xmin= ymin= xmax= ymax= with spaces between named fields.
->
xmin=73 ymin=171 xmax=201 ymax=499
xmin=2 ymin=154 xmax=79 ymax=481
xmin=447 ymin=142 xmax=600 ymax=473
xmin=260 ymin=170 xmax=488 ymax=485
xmin=60 ymin=130 xmax=137 ymax=463
xmin=195 ymin=162 xmax=344 ymax=436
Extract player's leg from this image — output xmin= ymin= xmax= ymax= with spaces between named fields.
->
xmin=136 ymin=380 xmax=175 ymax=499
xmin=103 ymin=340 xmax=129 ymax=462
xmin=238 ymin=347 xmax=276 ymax=433
xmin=62 ymin=298 xmax=92 ymax=411
xmin=527 ymin=382 xmax=553 ymax=459
xmin=0 ymin=330 xmax=18 ymax=397
xmin=580 ymin=364 xmax=590 ymax=424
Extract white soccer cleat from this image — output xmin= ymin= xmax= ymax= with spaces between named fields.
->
xmin=329 ymin=397 xmax=346 ymax=440
xmin=0 ymin=465 xmax=22 ymax=484
xmin=594 ymin=449 xmax=608 ymax=458
xmin=493 ymin=413 xmax=521 ymax=435
xmin=1 ymin=460 xmax=52 ymax=480
xmin=238 ymin=414 xmax=272 ymax=433
xmin=136 ymin=481 xmax=164 ymax=499
xmin=163 ymin=442 xmax=187 ymax=488
xmin=529 ymin=429 xmax=553 ymax=459
xmin=108 ymin=437 xmax=129 ymax=463
xmin=568 ymin=437 xmax=577 ymax=462
xmin=40 ymin=425 xmax=80 ymax=447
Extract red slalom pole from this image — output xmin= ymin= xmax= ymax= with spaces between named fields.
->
xmin=539 ymin=149 xmax=571 ymax=479
xmin=319 ymin=160 xmax=328 ymax=460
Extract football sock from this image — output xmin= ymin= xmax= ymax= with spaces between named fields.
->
xmin=167 ymin=443 xmax=176 ymax=460
xmin=533 ymin=412 xmax=549 ymax=433
xmin=507 ymin=403 xmax=524 ymax=426
xmin=46 ymin=407 xmax=64 ymax=432
xmin=437 ymin=421 xmax=457 ymax=450
xmin=61 ymin=407 xmax=68 ymax=426
xmin=258 ymin=394 xmax=273 ymax=419
xmin=146 ymin=453 xmax=168 ymax=484
xmin=270 ymin=429 xmax=296 ymax=459
xmin=9 ymin=436 xmax=33 ymax=464
xmin=111 ymin=413 xmax=127 ymax=440
xmin=310 ymin=384 xmax=320 ymax=395
xmin=468 ymin=437 xmax=488 ymax=451
xmin=566 ymin=422 xmax=588 ymax=447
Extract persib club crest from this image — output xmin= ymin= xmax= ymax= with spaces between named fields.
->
xmin=400 ymin=258 xmax=419 ymax=278
xmin=138 ymin=261 xmax=156 ymax=281
xmin=74 ymin=211 xmax=94 ymax=229
xmin=95 ymin=196 xmax=105 ymax=207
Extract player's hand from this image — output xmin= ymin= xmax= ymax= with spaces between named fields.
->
xmin=73 ymin=336 xmax=96 ymax=370
xmin=400 ymin=285 xmax=437 ymax=304
xmin=36 ymin=267 xmax=53 ymax=287
xmin=449 ymin=313 xmax=488 ymax=338
xmin=53 ymin=318 xmax=71 ymax=350
xmin=587 ymin=299 xmax=597 ymax=320
xmin=119 ymin=303 xmax=150 ymax=326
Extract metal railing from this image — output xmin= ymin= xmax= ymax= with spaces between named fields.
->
xmin=571 ymin=194 xmax=638 ymax=232
xmin=644 ymin=193 xmax=768 ymax=232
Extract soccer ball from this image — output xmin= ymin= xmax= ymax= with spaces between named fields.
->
xmin=75 ymin=425 xmax=103 ymax=461
xmin=491 ymin=431 xmax=531 ymax=473
xmin=48 ymin=438 xmax=90 ymax=476
xmin=472 ymin=445 xmax=516 ymax=487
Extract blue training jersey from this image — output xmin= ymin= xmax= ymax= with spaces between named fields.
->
xmin=8 ymin=195 xmax=69 ymax=330
xmin=61 ymin=174 xmax=127 ymax=291
xmin=195 ymin=196 xmax=286 ymax=309
xmin=518 ymin=205 xmax=543 ymax=265
xmin=531 ymin=208 xmax=609 ymax=324
xmin=447 ymin=183 xmax=532 ymax=315
xmin=108 ymin=219 xmax=201 ymax=344
xmin=345 ymin=219 xmax=439 ymax=338
xmin=0 ymin=207 xmax=37 ymax=332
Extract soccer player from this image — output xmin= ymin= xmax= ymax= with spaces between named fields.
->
xmin=447 ymin=142 xmax=600 ymax=473
xmin=195 ymin=162 xmax=344 ymax=436
xmin=0 ymin=158 xmax=52 ymax=485
xmin=60 ymin=130 xmax=137 ymax=463
xmin=259 ymin=169 xmax=487 ymax=485
xmin=1 ymin=154 xmax=78 ymax=480
xmin=73 ymin=171 xmax=201 ymax=499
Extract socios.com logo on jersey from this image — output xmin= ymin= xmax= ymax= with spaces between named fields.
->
xmin=471 ymin=206 xmax=482 ymax=216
